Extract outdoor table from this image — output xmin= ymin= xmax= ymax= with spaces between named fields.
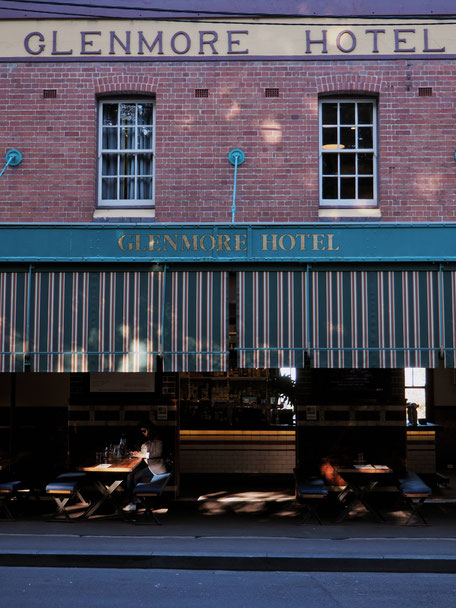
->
xmin=0 ymin=456 xmax=19 ymax=471
xmin=335 ymin=465 xmax=393 ymax=522
xmin=78 ymin=457 xmax=143 ymax=519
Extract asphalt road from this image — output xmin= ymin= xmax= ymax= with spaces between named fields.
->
xmin=1 ymin=568 xmax=455 ymax=608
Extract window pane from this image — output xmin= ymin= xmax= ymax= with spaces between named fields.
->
xmin=322 ymin=127 xmax=337 ymax=148
xmin=404 ymin=368 xmax=413 ymax=385
xmin=340 ymin=103 xmax=355 ymax=124
xmin=322 ymin=103 xmax=337 ymax=125
xmin=102 ymin=127 xmax=117 ymax=150
xmin=358 ymin=103 xmax=373 ymax=124
xmin=322 ymin=176 xmax=338 ymax=199
xmin=406 ymin=368 xmax=426 ymax=387
xmin=137 ymin=103 xmax=154 ymax=125
xmin=340 ymin=127 xmax=355 ymax=149
xmin=137 ymin=177 xmax=153 ymax=199
xmin=120 ymin=127 xmax=135 ymax=150
xmin=340 ymin=177 xmax=355 ymax=199
xmin=358 ymin=127 xmax=373 ymax=149
xmin=340 ymin=153 xmax=356 ymax=175
xmin=358 ymin=153 xmax=373 ymax=175
xmin=119 ymin=178 xmax=135 ymax=199
xmin=102 ymin=154 xmax=118 ymax=176
xmin=405 ymin=388 xmax=426 ymax=407
xmin=102 ymin=178 xmax=117 ymax=199
xmin=322 ymin=153 xmax=338 ymax=175
xmin=358 ymin=177 xmax=374 ymax=199
xmin=119 ymin=154 xmax=136 ymax=176
xmin=102 ymin=104 xmax=118 ymax=126
xmin=119 ymin=103 xmax=136 ymax=125
xmin=137 ymin=154 xmax=153 ymax=175
xmin=137 ymin=127 xmax=153 ymax=150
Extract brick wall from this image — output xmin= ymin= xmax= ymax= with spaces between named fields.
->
xmin=1 ymin=60 xmax=456 ymax=222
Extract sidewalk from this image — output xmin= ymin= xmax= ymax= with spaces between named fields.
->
xmin=1 ymin=490 xmax=456 ymax=572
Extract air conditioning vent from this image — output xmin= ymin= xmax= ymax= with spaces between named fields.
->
xmin=43 ymin=89 xmax=57 ymax=99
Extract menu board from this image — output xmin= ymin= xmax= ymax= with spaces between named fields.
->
xmin=314 ymin=369 xmax=390 ymax=403
xmin=90 ymin=373 xmax=155 ymax=393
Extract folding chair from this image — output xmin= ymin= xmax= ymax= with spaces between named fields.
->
xmin=293 ymin=468 xmax=329 ymax=525
xmin=397 ymin=472 xmax=432 ymax=525
xmin=131 ymin=472 xmax=171 ymax=524
xmin=0 ymin=481 xmax=24 ymax=520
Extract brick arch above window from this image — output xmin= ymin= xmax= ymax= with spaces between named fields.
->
xmin=94 ymin=76 xmax=159 ymax=96
xmin=316 ymin=75 xmax=383 ymax=96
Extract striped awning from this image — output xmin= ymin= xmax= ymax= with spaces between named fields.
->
xmin=237 ymin=270 xmax=440 ymax=369
xmin=442 ymin=271 xmax=456 ymax=367
xmin=1 ymin=267 xmax=452 ymax=372
xmin=162 ymin=271 xmax=229 ymax=372
xmin=311 ymin=270 xmax=440 ymax=368
xmin=237 ymin=271 xmax=308 ymax=368
xmin=30 ymin=271 xmax=163 ymax=372
xmin=0 ymin=272 xmax=28 ymax=372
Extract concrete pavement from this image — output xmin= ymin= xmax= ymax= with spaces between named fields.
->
xmin=1 ymin=492 xmax=456 ymax=572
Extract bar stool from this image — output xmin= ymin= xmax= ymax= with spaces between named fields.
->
xmin=45 ymin=473 xmax=90 ymax=521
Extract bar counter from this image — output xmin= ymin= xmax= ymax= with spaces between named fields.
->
xmin=179 ymin=428 xmax=296 ymax=474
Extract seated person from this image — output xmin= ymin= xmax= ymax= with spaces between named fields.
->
xmin=123 ymin=423 xmax=166 ymax=512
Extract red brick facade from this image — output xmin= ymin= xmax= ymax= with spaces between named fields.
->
xmin=1 ymin=59 xmax=455 ymax=223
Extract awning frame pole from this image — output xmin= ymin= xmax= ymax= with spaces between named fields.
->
xmin=439 ymin=263 xmax=445 ymax=359
xmin=305 ymin=264 xmax=311 ymax=359
xmin=24 ymin=264 xmax=33 ymax=370
xmin=160 ymin=264 xmax=167 ymax=360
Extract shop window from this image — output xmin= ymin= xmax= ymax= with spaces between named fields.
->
xmin=98 ymin=99 xmax=155 ymax=207
xmin=405 ymin=367 xmax=427 ymax=420
xmin=319 ymin=98 xmax=377 ymax=207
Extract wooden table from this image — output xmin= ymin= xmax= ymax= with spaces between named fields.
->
xmin=335 ymin=465 xmax=393 ymax=522
xmin=78 ymin=457 xmax=143 ymax=519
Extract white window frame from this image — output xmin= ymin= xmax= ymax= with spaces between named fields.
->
xmin=405 ymin=367 xmax=427 ymax=420
xmin=319 ymin=98 xmax=377 ymax=207
xmin=97 ymin=99 xmax=156 ymax=208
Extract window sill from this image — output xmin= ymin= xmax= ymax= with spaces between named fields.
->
xmin=93 ymin=208 xmax=156 ymax=220
xmin=318 ymin=207 xmax=381 ymax=220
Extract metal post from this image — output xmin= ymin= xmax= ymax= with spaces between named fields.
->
xmin=228 ymin=149 xmax=245 ymax=223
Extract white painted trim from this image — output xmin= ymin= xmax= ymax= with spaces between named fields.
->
xmin=318 ymin=207 xmax=381 ymax=218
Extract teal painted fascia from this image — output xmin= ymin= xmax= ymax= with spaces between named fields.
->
xmin=1 ymin=222 xmax=456 ymax=264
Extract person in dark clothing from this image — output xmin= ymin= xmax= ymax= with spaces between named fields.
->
xmin=123 ymin=423 xmax=166 ymax=512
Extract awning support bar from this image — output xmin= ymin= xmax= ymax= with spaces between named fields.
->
xmin=228 ymin=148 xmax=245 ymax=223
xmin=439 ymin=264 xmax=445 ymax=359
